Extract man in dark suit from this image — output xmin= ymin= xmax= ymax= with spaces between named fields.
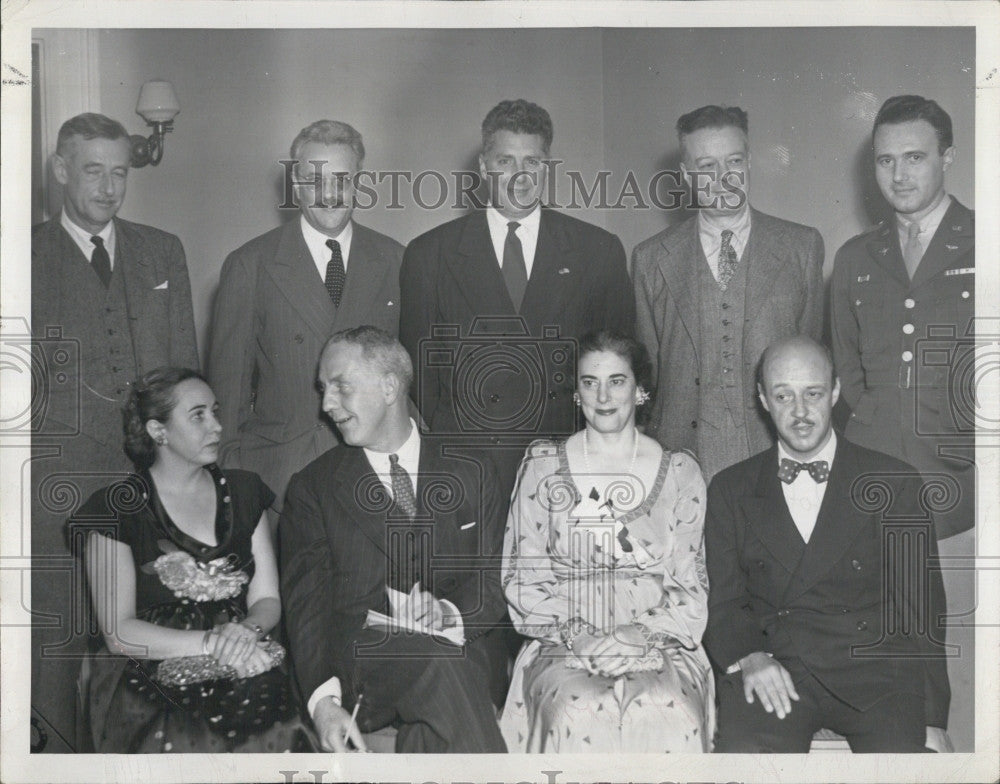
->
xmin=633 ymin=105 xmax=824 ymax=483
xmin=400 ymin=99 xmax=634 ymax=495
xmin=704 ymin=335 xmax=951 ymax=753
xmin=830 ymin=94 xmax=975 ymax=749
xmin=208 ymin=120 xmax=403 ymax=513
xmin=280 ymin=327 xmax=507 ymax=753
xmin=30 ymin=112 xmax=199 ymax=749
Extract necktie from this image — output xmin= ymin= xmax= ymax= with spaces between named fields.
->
xmin=902 ymin=221 xmax=922 ymax=279
xmin=324 ymin=239 xmax=346 ymax=307
xmin=388 ymin=453 xmax=418 ymax=520
xmin=778 ymin=457 xmax=830 ymax=484
xmin=717 ymin=229 xmax=738 ymax=291
xmin=90 ymin=235 xmax=112 ymax=288
xmin=502 ymin=221 xmax=528 ymax=310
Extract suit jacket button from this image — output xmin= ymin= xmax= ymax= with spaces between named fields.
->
xmin=856 ymin=620 xmax=868 ymax=631
xmin=490 ymin=394 xmax=500 ymax=403
xmin=777 ymin=609 xmax=789 ymax=617
xmin=548 ymin=391 xmax=557 ymax=399
xmin=691 ymin=420 xmax=697 ymax=429
xmin=851 ymin=559 xmax=862 ymax=570
xmin=694 ymin=377 xmax=700 ymax=386
xmin=295 ymin=333 xmax=304 ymax=343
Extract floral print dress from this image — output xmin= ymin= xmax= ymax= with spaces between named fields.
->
xmin=73 ymin=466 xmax=310 ymax=752
xmin=500 ymin=440 xmax=715 ymax=752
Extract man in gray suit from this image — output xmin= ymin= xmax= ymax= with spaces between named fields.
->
xmin=31 ymin=112 xmax=199 ymax=749
xmin=208 ymin=120 xmax=404 ymax=511
xmin=633 ymin=105 xmax=824 ymax=481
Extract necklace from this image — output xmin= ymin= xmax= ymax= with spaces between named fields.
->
xmin=583 ymin=426 xmax=639 ymax=481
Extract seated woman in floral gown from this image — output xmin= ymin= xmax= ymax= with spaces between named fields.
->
xmin=500 ymin=330 xmax=715 ymax=752
xmin=73 ymin=366 xmax=312 ymax=752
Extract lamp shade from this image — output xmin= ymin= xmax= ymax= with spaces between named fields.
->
xmin=136 ymin=80 xmax=180 ymax=124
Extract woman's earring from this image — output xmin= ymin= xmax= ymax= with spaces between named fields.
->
xmin=155 ymin=435 xmax=167 ymax=446
xmin=572 ymin=393 xmax=581 ymax=406
xmin=635 ymin=387 xmax=651 ymax=406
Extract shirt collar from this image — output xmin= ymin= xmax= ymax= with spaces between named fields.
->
xmin=61 ymin=209 xmax=115 ymax=256
xmin=362 ymin=418 xmax=420 ymax=470
xmin=777 ymin=429 xmax=837 ymax=468
xmin=698 ymin=203 xmax=752 ymax=240
xmin=487 ymin=203 xmax=541 ymax=237
xmin=896 ymin=193 xmax=951 ymax=239
xmin=300 ymin=215 xmax=353 ymax=264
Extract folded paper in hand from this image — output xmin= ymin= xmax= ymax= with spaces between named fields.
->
xmin=364 ymin=584 xmax=465 ymax=646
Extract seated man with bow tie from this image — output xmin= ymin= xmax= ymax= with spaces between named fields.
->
xmin=704 ymin=335 xmax=951 ymax=753
xmin=279 ymin=326 xmax=507 ymax=752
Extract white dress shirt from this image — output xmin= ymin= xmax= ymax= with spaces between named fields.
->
xmin=307 ymin=419 xmax=462 ymax=718
xmin=486 ymin=204 xmax=541 ymax=279
xmin=61 ymin=210 xmax=116 ymax=270
xmin=301 ymin=215 xmax=353 ymax=282
xmin=778 ymin=431 xmax=837 ymax=544
xmin=698 ymin=205 xmax=751 ymax=281
xmin=896 ymin=193 xmax=951 ymax=268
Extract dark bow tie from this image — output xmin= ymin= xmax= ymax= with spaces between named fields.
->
xmin=778 ymin=457 xmax=830 ymax=484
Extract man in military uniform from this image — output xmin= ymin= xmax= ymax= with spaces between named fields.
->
xmin=830 ymin=94 xmax=974 ymax=750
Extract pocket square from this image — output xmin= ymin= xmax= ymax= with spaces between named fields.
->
xmin=558 ymin=268 xmax=571 ymax=275
xmin=153 ymin=280 xmax=169 ymax=290
xmin=460 ymin=521 xmax=477 ymax=530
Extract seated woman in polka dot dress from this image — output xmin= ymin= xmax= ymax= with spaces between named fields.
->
xmin=72 ymin=367 xmax=312 ymax=752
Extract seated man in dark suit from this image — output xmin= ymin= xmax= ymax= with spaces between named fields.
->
xmin=280 ymin=326 xmax=507 ymax=753
xmin=704 ymin=335 xmax=951 ymax=753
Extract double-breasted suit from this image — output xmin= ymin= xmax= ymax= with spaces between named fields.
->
xmin=31 ymin=214 xmax=199 ymax=749
xmin=633 ymin=210 xmax=824 ymax=482
xmin=831 ymin=199 xmax=975 ymax=541
xmin=208 ymin=219 xmax=403 ymax=508
xmin=704 ymin=437 xmax=950 ymax=740
xmin=399 ymin=208 xmax=635 ymax=492
xmin=279 ymin=438 xmax=508 ymax=751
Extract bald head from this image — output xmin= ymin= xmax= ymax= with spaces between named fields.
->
xmin=758 ymin=336 xmax=836 ymax=391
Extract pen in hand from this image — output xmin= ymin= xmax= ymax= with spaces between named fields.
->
xmin=343 ymin=693 xmax=363 ymax=750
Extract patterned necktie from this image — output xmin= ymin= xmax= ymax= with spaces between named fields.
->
xmin=778 ymin=457 xmax=830 ymax=484
xmin=902 ymin=221 xmax=922 ymax=280
xmin=502 ymin=221 xmax=528 ymax=310
xmin=717 ymin=229 xmax=738 ymax=291
xmin=324 ymin=238 xmax=346 ymax=307
xmin=388 ymin=453 xmax=418 ymax=520
xmin=90 ymin=235 xmax=112 ymax=289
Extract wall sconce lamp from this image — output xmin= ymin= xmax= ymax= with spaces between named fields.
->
xmin=130 ymin=80 xmax=179 ymax=168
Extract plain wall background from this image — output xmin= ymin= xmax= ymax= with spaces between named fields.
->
xmin=35 ymin=27 xmax=974 ymax=355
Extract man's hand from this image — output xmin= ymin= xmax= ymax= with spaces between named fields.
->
xmin=313 ymin=696 xmax=368 ymax=753
xmin=398 ymin=589 xmax=447 ymax=631
xmin=739 ymin=652 xmax=799 ymax=719
xmin=925 ymin=726 xmax=953 ymax=753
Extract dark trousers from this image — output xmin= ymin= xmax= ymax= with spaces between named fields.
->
xmin=714 ymin=668 xmax=928 ymax=753
xmin=347 ymin=628 xmax=506 ymax=753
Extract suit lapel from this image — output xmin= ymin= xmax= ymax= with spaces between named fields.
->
xmin=742 ymin=446 xmax=806 ymax=580
xmin=656 ymin=218 xmax=702 ymax=348
xmin=865 ymin=220 xmax=911 ymax=289
xmin=267 ymin=221 xmax=335 ymax=342
xmin=784 ymin=439 xmax=869 ymax=601
xmin=448 ymin=211 xmax=517 ymax=319
xmin=743 ymin=211 xmax=794 ymax=331
xmin=911 ymin=199 xmax=974 ymax=289
xmin=332 ymin=447 xmax=393 ymax=556
xmin=519 ymin=210 xmax=571 ymax=329
xmin=334 ymin=223 xmax=392 ymax=331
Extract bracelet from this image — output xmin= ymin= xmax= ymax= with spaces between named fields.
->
xmin=239 ymin=619 xmax=265 ymax=640
xmin=201 ymin=629 xmax=215 ymax=656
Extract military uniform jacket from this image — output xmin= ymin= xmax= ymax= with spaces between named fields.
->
xmin=830 ymin=198 xmax=975 ymax=539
